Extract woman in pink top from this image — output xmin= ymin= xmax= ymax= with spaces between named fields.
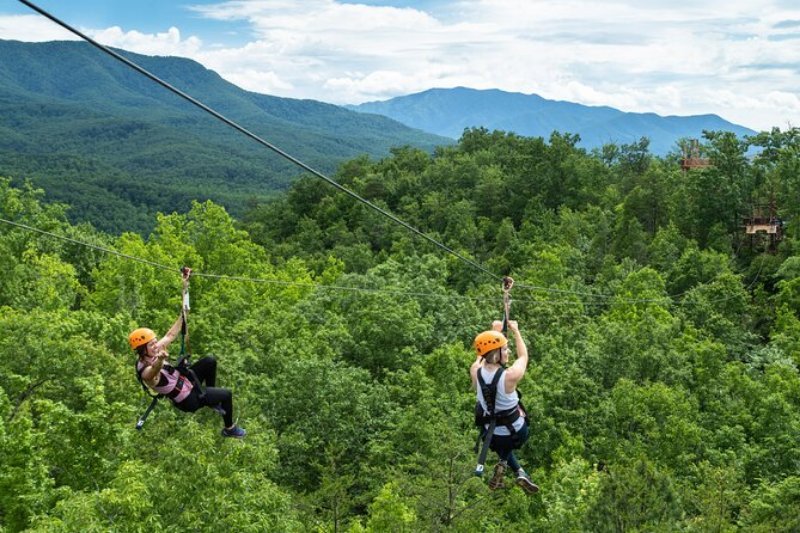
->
xmin=129 ymin=270 xmax=245 ymax=438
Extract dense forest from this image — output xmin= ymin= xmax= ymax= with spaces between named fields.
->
xmin=0 ymin=40 xmax=449 ymax=235
xmin=1 ymin=126 xmax=799 ymax=531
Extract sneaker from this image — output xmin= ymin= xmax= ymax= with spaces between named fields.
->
xmin=488 ymin=461 xmax=507 ymax=490
xmin=211 ymin=404 xmax=227 ymax=416
xmin=515 ymin=470 xmax=539 ymax=494
xmin=221 ymin=425 xmax=246 ymax=438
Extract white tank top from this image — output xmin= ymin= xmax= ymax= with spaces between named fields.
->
xmin=476 ymin=367 xmax=524 ymax=436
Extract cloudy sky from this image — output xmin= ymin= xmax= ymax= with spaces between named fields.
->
xmin=2 ymin=0 xmax=799 ymax=131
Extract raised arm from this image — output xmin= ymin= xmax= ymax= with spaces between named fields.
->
xmin=156 ymin=313 xmax=184 ymax=351
xmin=503 ymin=320 xmax=528 ymax=392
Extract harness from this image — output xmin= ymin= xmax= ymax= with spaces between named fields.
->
xmin=135 ymin=361 xmax=193 ymax=400
xmin=475 ymin=367 xmax=522 ymax=435
xmin=473 ymin=366 xmax=527 ymax=473
xmin=134 ymin=360 xmax=199 ymax=430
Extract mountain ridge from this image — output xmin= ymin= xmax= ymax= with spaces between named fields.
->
xmin=0 ymin=39 xmax=450 ymax=233
xmin=347 ymin=86 xmax=755 ymax=154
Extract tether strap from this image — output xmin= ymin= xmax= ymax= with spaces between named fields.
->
xmin=177 ymin=266 xmax=205 ymax=400
xmin=474 ymin=367 xmax=505 ymax=476
xmin=180 ymin=265 xmax=191 ymax=357
xmin=134 ymin=368 xmax=160 ymax=430
xmin=136 ymin=396 xmax=159 ymax=430
xmin=501 ymin=276 xmax=513 ymax=335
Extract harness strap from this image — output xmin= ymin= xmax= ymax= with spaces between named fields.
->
xmin=176 ymin=358 xmax=204 ymax=401
xmin=136 ymin=396 xmax=159 ymax=430
xmin=166 ymin=375 xmax=190 ymax=400
xmin=474 ymin=367 xmax=507 ymax=476
xmin=476 ymin=367 xmax=519 ymax=434
xmin=135 ymin=362 xmax=160 ymax=399
xmin=136 ymin=361 xmax=197 ymax=402
xmin=475 ymin=405 xmax=522 ymax=428
xmin=477 ymin=367 xmax=505 ymax=415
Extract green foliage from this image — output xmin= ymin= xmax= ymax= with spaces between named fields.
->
xmin=739 ymin=476 xmax=800 ymax=532
xmin=365 ymin=482 xmax=417 ymax=532
xmin=3 ymin=125 xmax=800 ymax=531
xmin=0 ymin=389 xmax=55 ymax=532
xmin=586 ymin=455 xmax=684 ymax=531
xmin=535 ymin=458 xmax=601 ymax=532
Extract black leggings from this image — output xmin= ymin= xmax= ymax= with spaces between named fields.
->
xmin=489 ymin=421 xmax=530 ymax=472
xmin=191 ymin=356 xmax=218 ymax=387
xmin=173 ymin=357 xmax=234 ymax=427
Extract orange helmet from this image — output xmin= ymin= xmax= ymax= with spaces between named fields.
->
xmin=473 ymin=330 xmax=507 ymax=357
xmin=128 ymin=328 xmax=156 ymax=350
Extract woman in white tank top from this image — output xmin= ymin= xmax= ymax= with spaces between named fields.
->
xmin=470 ymin=320 xmax=538 ymax=494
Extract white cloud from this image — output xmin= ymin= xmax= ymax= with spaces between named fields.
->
xmin=223 ymin=67 xmax=294 ymax=93
xmin=0 ymin=14 xmax=79 ymax=41
xmin=4 ymin=1 xmax=800 ymax=130
xmin=0 ymin=14 xmax=203 ymax=61
xmin=181 ymin=0 xmax=800 ymax=129
xmin=89 ymin=26 xmax=203 ymax=57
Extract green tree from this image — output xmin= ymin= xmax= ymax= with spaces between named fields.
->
xmin=740 ymin=476 xmax=800 ymax=532
xmin=365 ymin=483 xmax=417 ymax=533
xmin=586 ymin=455 xmax=683 ymax=531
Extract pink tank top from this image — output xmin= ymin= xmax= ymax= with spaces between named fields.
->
xmin=137 ymin=356 xmax=193 ymax=403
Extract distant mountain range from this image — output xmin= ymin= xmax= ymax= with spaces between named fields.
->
xmin=347 ymin=87 xmax=756 ymax=155
xmin=0 ymin=40 xmax=448 ymax=233
xmin=0 ymin=40 xmax=758 ymax=233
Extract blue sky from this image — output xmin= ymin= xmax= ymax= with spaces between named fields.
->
xmin=2 ymin=0 xmax=800 ymax=131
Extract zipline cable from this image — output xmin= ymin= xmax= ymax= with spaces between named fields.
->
xmin=0 ymin=216 xmax=506 ymax=304
xmin=0 ymin=216 xmax=762 ymax=308
xmin=0 ymin=216 xmax=176 ymax=273
xmin=16 ymin=0 xmax=502 ymax=284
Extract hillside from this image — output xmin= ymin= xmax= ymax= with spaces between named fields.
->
xmin=347 ymin=87 xmax=756 ymax=155
xmin=0 ymin=40 xmax=450 ymax=233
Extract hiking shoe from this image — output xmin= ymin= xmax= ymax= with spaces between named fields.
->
xmin=488 ymin=461 xmax=507 ymax=490
xmin=515 ymin=470 xmax=539 ymax=494
xmin=221 ymin=425 xmax=246 ymax=438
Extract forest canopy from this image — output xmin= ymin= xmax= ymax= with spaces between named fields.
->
xmin=1 ymin=127 xmax=799 ymax=531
